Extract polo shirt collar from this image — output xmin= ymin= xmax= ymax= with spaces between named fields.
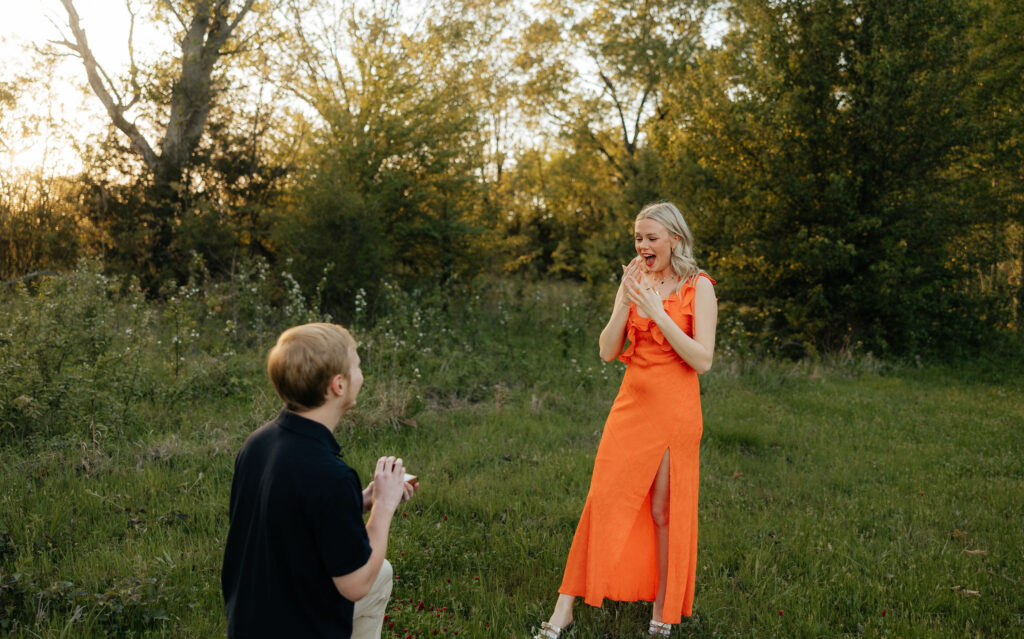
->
xmin=276 ymin=409 xmax=342 ymax=456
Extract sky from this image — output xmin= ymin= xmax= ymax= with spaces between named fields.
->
xmin=3 ymin=1 xmax=134 ymax=70
xmin=1 ymin=1 xmax=730 ymax=176
xmin=1 ymin=1 xmax=145 ymax=174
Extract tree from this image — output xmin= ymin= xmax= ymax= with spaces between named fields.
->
xmin=271 ymin=0 xmax=489 ymax=315
xmin=653 ymin=0 xmax=977 ymax=354
xmin=961 ymin=0 xmax=1024 ymax=329
xmin=52 ymin=0 xmax=260 ymax=284
xmin=508 ymin=0 xmax=709 ymax=281
xmin=0 ymin=64 xmax=93 ymax=279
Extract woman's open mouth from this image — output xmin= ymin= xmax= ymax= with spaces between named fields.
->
xmin=642 ymin=254 xmax=656 ymax=268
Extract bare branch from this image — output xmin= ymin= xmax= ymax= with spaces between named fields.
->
xmin=96 ymin=59 xmax=126 ymax=107
xmin=205 ymin=0 xmax=257 ymax=55
xmin=126 ymin=0 xmax=143 ymax=109
xmin=47 ymin=39 xmax=81 ymax=53
xmin=597 ymin=69 xmax=632 ymax=154
xmin=225 ymin=0 xmax=258 ymax=41
xmin=57 ymin=0 xmax=158 ymax=171
xmin=586 ymin=126 xmax=625 ymax=177
xmin=44 ymin=14 xmax=73 ymax=45
xmin=631 ymin=83 xmax=654 ymax=148
xmin=161 ymin=0 xmax=189 ymax=29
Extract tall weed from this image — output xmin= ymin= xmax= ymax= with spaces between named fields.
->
xmin=0 ymin=258 xmax=325 ymax=446
xmin=0 ymin=265 xmax=155 ymax=442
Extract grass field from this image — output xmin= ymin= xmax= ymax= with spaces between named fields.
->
xmin=1 ymin=269 xmax=1022 ymax=638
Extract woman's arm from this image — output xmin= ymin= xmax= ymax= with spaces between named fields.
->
xmin=626 ymin=275 xmax=718 ymax=374
xmin=598 ymin=297 xmax=631 ymax=362
xmin=599 ymin=258 xmax=643 ymax=362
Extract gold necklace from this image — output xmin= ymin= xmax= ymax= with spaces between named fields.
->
xmin=651 ymin=272 xmax=680 ymax=294
xmin=653 ymin=272 xmax=679 ymax=286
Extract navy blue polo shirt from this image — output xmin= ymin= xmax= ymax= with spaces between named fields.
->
xmin=222 ymin=410 xmax=372 ymax=638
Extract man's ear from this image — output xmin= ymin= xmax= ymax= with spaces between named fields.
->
xmin=329 ymin=373 xmax=347 ymax=398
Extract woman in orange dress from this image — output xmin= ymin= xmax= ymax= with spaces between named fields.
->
xmin=534 ymin=202 xmax=717 ymax=638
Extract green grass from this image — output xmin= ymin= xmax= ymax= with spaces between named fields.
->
xmin=1 ymin=272 xmax=1022 ymax=638
xmin=357 ymin=366 xmax=1024 ymax=639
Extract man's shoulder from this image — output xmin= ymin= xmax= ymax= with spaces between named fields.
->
xmin=235 ymin=417 xmax=283 ymax=460
xmin=311 ymin=453 xmax=359 ymax=486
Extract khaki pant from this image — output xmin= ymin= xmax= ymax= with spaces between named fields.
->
xmin=352 ymin=559 xmax=393 ymax=639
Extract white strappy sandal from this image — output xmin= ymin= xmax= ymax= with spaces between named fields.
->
xmin=649 ymin=619 xmax=673 ymax=636
xmin=533 ymin=620 xmax=574 ymax=638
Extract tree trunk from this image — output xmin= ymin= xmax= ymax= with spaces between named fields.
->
xmin=57 ymin=0 xmax=256 ymax=286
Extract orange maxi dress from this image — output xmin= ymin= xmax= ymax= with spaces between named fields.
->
xmin=559 ymin=273 xmax=714 ymax=623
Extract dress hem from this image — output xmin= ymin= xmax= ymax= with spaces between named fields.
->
xmin=555 ymin=589 xmax=693 ymax=623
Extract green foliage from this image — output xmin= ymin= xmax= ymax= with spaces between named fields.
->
xmin=503 ymin=0 xmax=708 ymax=282
xmin=0 ymin=259 xmax=323 ymax=445
xmin=275 ymin=0 xmax=489 ymax=317
xmin=348 ymin=277 xmax=613 ymax=430
xmin=494 ymin=146 xmax=631 ymax=281
xmin=3 ymin=0 xmax=1020 ymax=355
xmin=0 ymin=264 xmax=156 ymax=442
xmin=72 ymin=100 xmax=292 ymax=288
xmin=957 ymin=0 xmax=1024 ymax=328
xmin=653 ymin=0 xmax=989 ymax=355
xmin=0 ymin=175 xmax=89 ymax=280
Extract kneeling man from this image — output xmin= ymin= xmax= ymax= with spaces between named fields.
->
xmin=222 ymin=323 xmax=415 ymax=638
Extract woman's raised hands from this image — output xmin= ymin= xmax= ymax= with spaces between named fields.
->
xmin=624 ymin=270 xmax=667 ymax=320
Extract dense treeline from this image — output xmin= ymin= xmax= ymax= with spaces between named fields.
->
xmin=1 ymin=0 xmax=1020 ymax=356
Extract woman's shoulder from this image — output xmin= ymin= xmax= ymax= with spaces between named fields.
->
xmin=679 ymin=271 xmax=715 ymax=292
xmin=694 ymin=271 xmax=715 ymax=290
xmin=669 ymin=272 xmax=715 ymax=308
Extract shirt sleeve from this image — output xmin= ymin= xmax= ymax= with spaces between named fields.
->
xmin=309 ymin=465 xmax=373 ymax=578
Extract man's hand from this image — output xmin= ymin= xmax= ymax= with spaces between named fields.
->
xmin=362 ymin=475 xmax=418 ymax=512
xmin=371 ymin=456 xmax=408 ymax=514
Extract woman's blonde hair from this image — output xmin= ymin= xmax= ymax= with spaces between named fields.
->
xmin=636 ymin=201 xmax=700 ymax=283
xmin=267 ymin=323 xmax=357 ymax=412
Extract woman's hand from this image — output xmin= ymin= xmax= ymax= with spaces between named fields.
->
xmin=617 ymin=257 xmax=644 ymax=307
xmin=625 ymin=271 xmax=668 ymax=320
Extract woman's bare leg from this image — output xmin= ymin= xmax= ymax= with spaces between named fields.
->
xmin=541 ymin=593 xmax=574 ymax=631
xmin=650 ymin=449 xmax=672 ymax=622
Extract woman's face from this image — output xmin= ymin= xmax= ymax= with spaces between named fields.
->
xmin=634 ymin=218 xmax=678 ymax=273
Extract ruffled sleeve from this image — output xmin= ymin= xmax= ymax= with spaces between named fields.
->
xmin=684 ymin=273 xmax=715 ymax=300
xmin=678 ymin=273 xmax=716 ymax=313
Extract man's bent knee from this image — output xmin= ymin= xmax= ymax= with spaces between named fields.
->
xmin=352 ymin=559 xmax=394 ymax=639
xmin=376 ymin=559 xmax=394 ymax=597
